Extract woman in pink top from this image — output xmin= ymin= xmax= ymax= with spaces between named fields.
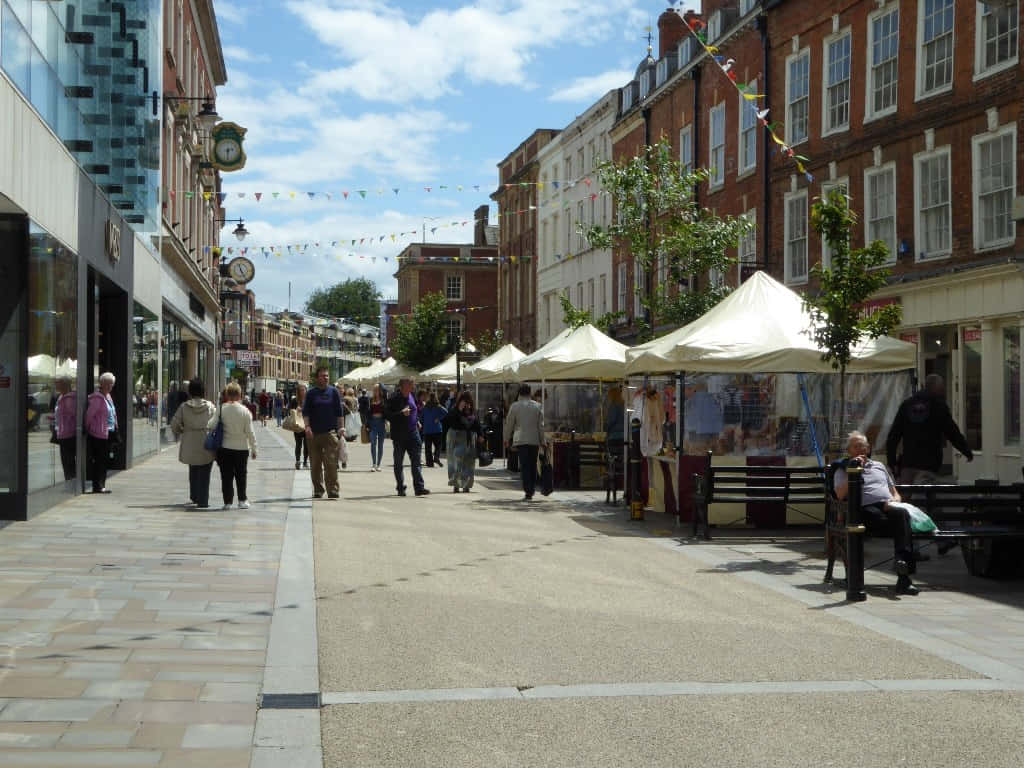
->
xmin=84 ymin=372 xmax=118 ymax=494
xmin=53 ymin=377 xmax=77 ymax=481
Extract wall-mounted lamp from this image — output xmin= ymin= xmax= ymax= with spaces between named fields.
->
xmin=151 ymin=91 xmax=220 ymax=130
xmin=216 ymin=217 xmax=249 ymax=242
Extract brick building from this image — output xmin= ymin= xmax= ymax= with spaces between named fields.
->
xmin=387 ymin=206 xmax=499 ymax=352
xmin=253 ymin=310 xmax=315 ymax=386
xmin=605 ymin=0 xmax=1021 ymax=481
xmin=492 ymin=129 xmax=561 ymax=352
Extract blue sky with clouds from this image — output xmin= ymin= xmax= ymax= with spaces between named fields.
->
xmin=213 ymin=0 xmax=673 ymax=313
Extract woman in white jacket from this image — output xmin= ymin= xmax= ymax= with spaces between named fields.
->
xmin=171 ymin=378 xmax=216 ymax=508
xmin=208 ymin=381 xmax=257 ymax=509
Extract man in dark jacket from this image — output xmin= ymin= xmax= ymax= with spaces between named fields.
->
xmin=886 ymin=374 xmax=973 ymax=484
xmin=357 ymin=389 xmax=371 ymax=426
xmin=385 ymin=377 xmax=429 ymax=497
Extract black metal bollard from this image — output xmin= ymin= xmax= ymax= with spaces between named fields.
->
xmin=629 ymin=417 xmax=644 ymax=520
xmin=845 ymin=465 xmax=867 ymax=602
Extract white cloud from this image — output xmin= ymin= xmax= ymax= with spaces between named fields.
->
xmin=549 ymin=67 xmax=634 ymax=103
xmin=223 ymin=46 xmax=270 ymax=64
xmin=214 ymin=1 xmax=246 ymax=26
xmin=285 ymin=0 xmax=640 ymax=103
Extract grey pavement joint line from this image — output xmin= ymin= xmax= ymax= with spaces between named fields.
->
xmin=319 ymin=677 xmax=1024 ymax=706
xmin=252 ymin=450 xmax=323 ymax=766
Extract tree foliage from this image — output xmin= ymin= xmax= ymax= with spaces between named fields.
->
xmin=391 ymin=291 xmax=450 ymax=372
xmin=583 ymin=138 xmax=751 ymax=335
xmin=804 ymin=187 xmax=902 ymax=439
xmin=558 ymin=293 xmax=626 ymax=334
xmin=304 ymin=277 xmax=381 ymax=325
xmin=468 ymin=328 xmax=504 ymax=358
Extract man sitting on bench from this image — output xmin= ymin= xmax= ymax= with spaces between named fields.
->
xmin=834 ymin=431 xmax=919 ymax=596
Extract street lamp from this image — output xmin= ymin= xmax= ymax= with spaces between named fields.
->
xmin=152 ymin=92 xmax=220 ymax=130
xmin=217 ymin=217 xmax=249 ymax=242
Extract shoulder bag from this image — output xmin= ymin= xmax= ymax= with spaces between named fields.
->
xmin=204 ymin=402 xmax=224 ymax=451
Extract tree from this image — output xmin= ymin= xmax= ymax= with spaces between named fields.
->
xmin=804 ymin=187 xmax=902 ymax=444
xmin=558 ymin=293 xmax=626 ymax=334
xmin=468 ymin=328 xmax=504 ymax=358
xmin=305 ymin=278 xmax=381 ymax=325
xmin=391 ymin=292 xmax=450 ymax=372
xmin=584 ymin=138 xmax=751 ymax=337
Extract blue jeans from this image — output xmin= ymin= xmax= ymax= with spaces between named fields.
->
xmin=393 ymin=431 xmax=425 ymax=493
xmin=369 ymin=417 xmax=387 ymax=466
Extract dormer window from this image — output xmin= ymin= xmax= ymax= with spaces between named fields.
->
xmin=708 ymin=11 xmax=722 ymax=42
xmin=677 ymin=38 xmax=692 ymax=68
xmin=656 ymin=58 xmax=669 ymax=87
xmin=740 ymin=0 xmax=757 ymax=15
xmin=621 ymin=83 xmax=635 ymax=112
xmin=639 ymin=70 xmax=652 ymax=100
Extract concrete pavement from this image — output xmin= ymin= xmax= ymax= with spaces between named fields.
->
xmin=1 ymin=430 xmax=1024 ymax=765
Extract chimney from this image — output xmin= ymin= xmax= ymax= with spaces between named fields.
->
xmin=658 ymin=7 xmax=688 ymax=58
xmin=474 ymin=204 xmax=490 ymax=246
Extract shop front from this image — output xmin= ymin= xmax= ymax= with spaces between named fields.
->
xmin=876 ymin=263 xmax=1024 ymax=484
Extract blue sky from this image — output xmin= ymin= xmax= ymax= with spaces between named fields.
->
xmin=213 ymin=0 xmax=679 ymax=314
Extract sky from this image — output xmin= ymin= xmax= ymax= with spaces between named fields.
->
xmin=212 ymin=0 xmax=684 ymax=316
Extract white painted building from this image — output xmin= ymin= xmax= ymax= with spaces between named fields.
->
xmin=536 ymin=91 xmax=617 ymax=346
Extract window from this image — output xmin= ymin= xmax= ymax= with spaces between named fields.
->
xmin=577 ymin=201 xmax=586 ymax=251
xmin=740 ymin=0 xmax=757 ymax=14
xmin=739 ymin=82 xmax=757 ymax=174
xmin=621 ymin=82 xmax=635 ymax=112
xmin=738 ymin=209 xmax=757 ymax=282
xmin=708 ymin=11 xmax=721 ymax=42
xmin=824 ymin=32 xmax=851 ymax=134
xmin=709 ymin=103 xmax=726 ymax=187
xmin=587 ymin=278 xmax=595 ymax=314
xmin=784 ymin=190 xmax=809 ymax=284
xmin=918 ymin=0 xmax=954 ymax=97
xmin=915 ymin=149 xmax=952 ymax=259
xmin=564 ymin=158 xmax=572 ymax=183
xmin=679 ymin=124 xmax=694 ymax=176
xmin=656 ymin=58 xmax=669 ymax=87
xmin=820 ymin=181 xmax=849 ymax=268
xmin=599 ymin=274 xmax=608 ymax=316
xmin=445 ymin=316 xmax=464 ymax=346
xmin=639 ymin=69 xmax=652 ymax=100
xmin=446 ymin=274 xmax=463 ymax=301
xmin=577 ymin=148 xmax=585 ymax=178
xmin=974 ymin=128 xmax=1016 ymax=250
xmin=786 ymin=50 xmax=810 ymax=145
xmin=867 ymin=6 xmax=899 ymax=119
xmin=617 ymin=263 xmax=627 ymax=314
xmin=551 ymin=213 xmax=559 ymax=255
xmin=864 ymin=164 xmax=897 ymax=262
xmin=1005 ymin=326 xmax=1021 ymax=445
xmin=633 ymin=263 xmax=645 ymax=319
xmin=678 ymin=38 xmax=693 ymax=68
xmin=543 ymin=293 xmax=551 ymax=339
xmin=566 ymin=210 xmax=573 ymax=254
xmin=977 ymin=1 xmax=1018 ymax=75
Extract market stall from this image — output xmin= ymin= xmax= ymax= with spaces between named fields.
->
xmin=418 ymin=343 xmax=477 ymax=386
xmin=624 ymin=271 xmax=916 ymax=527
xmin=463 ymin=344 xmax=527 ymax=457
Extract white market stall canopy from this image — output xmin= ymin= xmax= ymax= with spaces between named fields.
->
xmin=463 ymin=343 xmax=526 ymax=384
xmin=348 ymin=357 xmax=395 ymax=385
xmin=418 ymin=344 xmax=477 ymax=384
xmin=514 ymin=324 xmax=628 ymax=381
xmin=625 ymin=271 xmax=916 ymax=375
xmin=28 ymin=354 xmax=77 ymax=378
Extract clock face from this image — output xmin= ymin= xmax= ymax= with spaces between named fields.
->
xmin=215 ymin=139 xmax=241 ymax=164
xmin=228 ymin=257 xmax=255 ymax=283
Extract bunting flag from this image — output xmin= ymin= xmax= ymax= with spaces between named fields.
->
xmin=685 ymin=16 xmax=814 ymax=182
xmin=387 ymin=304 xmax=495 ymax=319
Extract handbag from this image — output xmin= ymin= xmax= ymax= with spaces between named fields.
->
xmin=540 ymin=450 xmax=554 ymax=496
xmin=204 ymin=403 xmax=224 ymax=451
xmin=360 ymin=424 xmax=370 ymax=444
xmin=477 ymin=450 xmax=494 ymax=467
xmin=344 ymin=411 xmax=361 ymax=441
xmin=283 ymin=408 xmax=305 ymax=433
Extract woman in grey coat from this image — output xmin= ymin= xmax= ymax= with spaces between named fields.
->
xmin=170 ymin=378 xmax=216 ymax=508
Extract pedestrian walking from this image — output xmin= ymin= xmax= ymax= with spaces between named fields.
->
xmin=273 ymin=391 xmax=285 ymax=427
xmin=170 ymin=378 xmax=216 ymax=508
xmin=504 ymin=383 xmax=545 ymax=501
xmin=444 ymin=391 xmax=484 ymax=492
xmin=243 ymin=397 xmax=258 ymax=422
xmin=53 ymin=376 xmax=77 ymax=482
xmin=367 ymin=383 xmax=387 ymax=472
xmin=358 ymin=388 xmax=370 ymax=427
xmin=209 ymin=381 xmax=257 ymax=509
xmin=303 ymin=366 xmax=344 ymax=499
xmin=85 ymin=371 xmax=119 ymax=494
xmin=385 ymin=377 xmax=429 ymax=496
xmin=886 ymin=374 xmax=974 ymax=484
xmin=288 ymin=384 xmax=309 ymax=469
xmin=421 ymin=392 xmax=447 ymax=468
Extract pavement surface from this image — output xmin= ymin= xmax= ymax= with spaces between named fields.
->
xmin=2 ymin=430 xmax=1024 ymax=766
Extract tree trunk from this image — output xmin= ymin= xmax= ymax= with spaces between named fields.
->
xmin=838 ymin=364 xmax=847 ymax=450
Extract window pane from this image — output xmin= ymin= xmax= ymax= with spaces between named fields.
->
xmin=978 ymin=133 xmax=1014 ymax=247
xmin=922 ymin=0 xmax=954 ymax=92
xmin=1005 ymin=327 xmax=1021 ymax=445
xmin=871 ymin=9 xmax=899 ymax=113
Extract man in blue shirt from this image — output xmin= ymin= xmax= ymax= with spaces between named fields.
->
xmin=303 ymin=366 xmax=344 ymax=499
xmin=385 ymin=377 xmax=429 ymax=497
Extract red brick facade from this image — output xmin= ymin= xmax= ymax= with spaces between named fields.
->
xmin=492 ymin=129 xmax=560 ymax=353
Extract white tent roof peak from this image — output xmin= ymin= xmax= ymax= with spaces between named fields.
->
xmin=625 ymin=271 xmax=915 ymax=375
xmin=463 ymin=343 xmax=526 ymax=384
xmin=514 ymin=324 xmax=628 ymax=381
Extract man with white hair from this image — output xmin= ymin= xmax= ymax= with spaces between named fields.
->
xmin=84 ymin=372 xmax=118 ymax=494
xmin=835 ymin=431 xmax=919 ymax=595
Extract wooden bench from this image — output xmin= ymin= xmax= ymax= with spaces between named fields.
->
xmin=692 ymin=451 xmax=827 ymax=540
xmin=825 ymin=466 xmax=1024 ymax=600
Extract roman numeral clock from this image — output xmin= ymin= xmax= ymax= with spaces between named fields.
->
xmin=211 ymin=122 xmax=247 ymax=172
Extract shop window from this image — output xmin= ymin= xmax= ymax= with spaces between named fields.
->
xmin=963 ymin=327 xmax=982 ymax=452
xmin=1006 ymin=327 xmax=1021 ymax=445
xmin=132 ymin=303 xmax=160 ymax=458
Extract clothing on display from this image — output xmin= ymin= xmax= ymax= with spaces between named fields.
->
xmin=631 ymin=388 xmax=665 ymax=457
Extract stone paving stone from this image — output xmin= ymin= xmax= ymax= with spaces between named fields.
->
xmin=0 ymin=723 xmax=65 ymax=748
xmin=82 ymin=681 xmax=152 ymax=700
xmin=197 ymin=682 xmax=260 ymax=703
xmin=0 ymin=750 xmax=162 ymax=766
xmin=56 ymin=724 xmax=138 ymax=747
xmin=181 ymin=723 xmax=254 ymax=748
xmin=144 ymin=682 xmax=201 ymax=701
xmin=0 ymin=678 xmax=88 ymax=699
xmin=0 ymin=698 xmax=116 ymax=722
xmin=157 ymin=749 xmax=251 ymax=768
xmin=131 ymin=723 xmax=186 ymax=749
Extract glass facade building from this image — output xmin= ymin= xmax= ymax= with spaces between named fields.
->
xmin=1 ymin=0 xmax=162 ymax=252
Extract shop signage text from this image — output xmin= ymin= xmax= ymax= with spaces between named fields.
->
xmin=104 ymin=220 xmax=121 ymax=265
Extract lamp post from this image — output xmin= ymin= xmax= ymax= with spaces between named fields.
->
xmin=216 ymin=217 xmax=249 ymax=242
xmin=152 ymin=92 xmax=220 ymax=130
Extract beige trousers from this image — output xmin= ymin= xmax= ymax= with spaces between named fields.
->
xmin=309 ymin=431 xmax=340 ymax=496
